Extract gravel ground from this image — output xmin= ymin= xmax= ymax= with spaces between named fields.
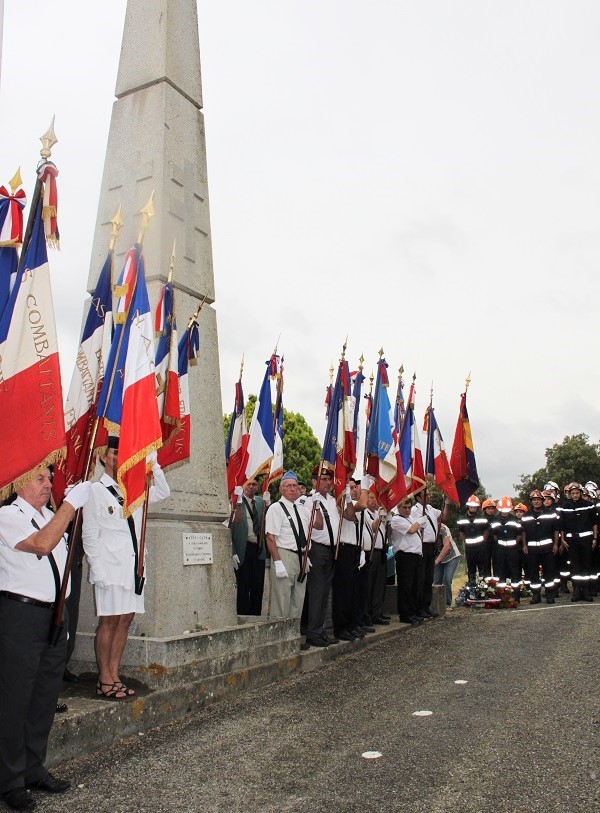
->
xmin=37 ymin=602 xmax=600 ymax=813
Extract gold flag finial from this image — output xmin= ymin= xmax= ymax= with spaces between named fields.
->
xmin=274 ymin=333 xmax=281 ymax=355
xmin=399 ymin=364 xmax=404 ymax=379
xmin=341 ymin=336 xmax=348 ymax=359
xmin=412 ymin=371 xmax=417 ymax=383
xmin=188 ymin=293 xmax=208 ymax=328
xmin=378 ymin=347 xmax=384 ymax=359
xmin=167 ymin=240 xmax=176 ymax=283
xmin=9 ymin=168 xmax=22 ymax=195
xmin=329 ymin=361 xmax=334 ymax=385
xmin=137 ymin=191 xmax=155 ymax=244
xmin=465 ymin=371 xmax=472 ymax=392
xmin=239 ymin=354 xmax=245 ymax=381
xmin=109 ymin=205 xmax=124 ymax=252
xmin=358 ymin=354 xmax=364 ymax=370
xmin=40 ymin=116 xmax=57 ymax=159
xmin=369 ymin=370 xmax=374 ymax=392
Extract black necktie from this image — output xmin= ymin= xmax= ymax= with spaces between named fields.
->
xmin=246 ymin=498 xmax=261 ymax=539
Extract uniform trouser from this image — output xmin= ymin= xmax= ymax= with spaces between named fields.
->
xmin=332 ymin=544 xmax=359 ymax=634
xmin=356 ymin=559 xmax=371 ymax=626
xmin=0 ymin=598 xmax=67 ymax=793
xmin=65 ymin=557 xmax=82 ymax=664
xmin=489 ymin=539 xmax=499 ymax=578
xmin=235 ymin=542 xmax=265 ymax=615
xmin=591 ymin=543 xmax=600 ymax=589
xmin=465 ymin=542 xmax=490 ymax=582
xmin=527 ymin=544 xmax=556 ymax=591
xmin=395 ymin=551 xmax=421 ymax=620
xmin=418 ymin=543 xmax=435 ymax=612
xmin=270 ymin=547 xmax=306 ymax=619
xmin=568 ymin=538 xmax=593 ymax=589
xmin=433 ymin=557 xmax=460 ymax=607
xmin=306 ymin=543 xmax=334 ymax=638
xmin=518 ymin=548 xmax=529 ymax=585
xmin=367 ymin=548 xmax=387 ymax=622
xmin=495 ymin=545 xmax=521 ymax=586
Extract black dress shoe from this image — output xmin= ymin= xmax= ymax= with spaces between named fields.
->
xmin=305 ymin=635 xmax=329 ymax=647
xmin=381 ymin=614 xmax=391 ymax=620
xmin=26 ymin=773 xmax=70 ymax=794
xmin=358 ymin=625 xmax=376 ymax=633
xmin=349 ymin=627 xmax=365 ymax=639
xmin=374 ymin=616 xmax=390 ymax=625
xmin=1 ymin=789 xmax=36 ymax=810
xmin=55 ymin=703 xmax=68 ymax=714
xmin=421 ymin=608 xmax=438 ymax=618
xmin=62 ymin=668 xmax=79 ymax=683
xmin=411 ymin=615 xmax=425 ymax=624
xmin=323 ymin=633 xmax=340 ymax=644
xmin=399 ymin=616 xmax=414 ymax=624
xmin=337 ymin=630 xmax=354 ymax=641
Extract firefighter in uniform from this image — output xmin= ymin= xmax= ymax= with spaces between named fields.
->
xmin=457 ymin=495 xmax=490 ymax=583
xmin=546 ymin=480 xmax=570 ymax=594
xmin=490 ymin=497 xmax=523 ymax=599
xmin=481 ymin=498 xmax=498 ymax=577
xmin=521 ymin=490 xmax=559 ymax=604
xmin=584 ymin=481 xmax=600 ymax=596
xmin=560 ymin=482 xmax=598 ymax=602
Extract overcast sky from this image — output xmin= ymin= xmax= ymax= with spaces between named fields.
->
xmin=2 ymin=0 xmax=600 ymax=497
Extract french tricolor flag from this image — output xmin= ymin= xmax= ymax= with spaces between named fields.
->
xmin=158 ymin=317 xmax=199 ymax=472
xmin=0 ymin=187 xmax=65 ymax=498
xmin=243 ymin=360 xmax=274 ymax=484
xmin=399 ymin=383 xmax=426 ymax=496
xmin=154 ymin=281 xmax=181 ymax=447
xmin=52 ymin=252 xmax=113 ymax=505
xmin=366 ymin=357 xmax=405 ymax=510
xmin=96 ymin=246 xmax=162 ymax=516
xmin=225 ymin=377 xmax=249 ymax=495
xmin=424 ymin=405 xmax=459 ymax=503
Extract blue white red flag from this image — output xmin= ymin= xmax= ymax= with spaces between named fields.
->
xmin=225 ymin=377 xmax=249 ymax=495
xmin=321 ymin=357 xmax=355 ymax=500
xmin=0 ymin=180 xmax=65 ymax=498
xmin=450 ymin=390 xmax=480 ymax=507
xmin=268 ymin=355 xmax=284 ymax=485
xmin=96 ymin=246 xmax=162 ymax=516
xmin=154 ymin=281 xmax=182 ymax=449
xmin=424 ymin=405 xmax=459 ymax=503
xmin=351 ymin=367 xmax=365 ymax=463
xmin=398 ymin=382 xmax=426 ymax=496
xmin=0 ymin=181 xmax=26 ymax=319
xmin=159 ymin=317 xmax=199 ymax=471
xmin=243 ymin=360 xmax=274 ymax=484
xmin=365 ymin=358 xmax=405 ymax=510
xmin=52 ymin=252 xmax=114 ymax=505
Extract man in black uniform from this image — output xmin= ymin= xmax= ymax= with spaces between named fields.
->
xmin=521 ymin=490 xmax=559 ymax=604
xmin=490 ymin=497 xmax=523 ymax=599
xmin=560 ymin=482 xmax=598 ymax=602
xmin=456 ymin=494 xmax=489 ymax=583
xmin=0 ymin=469 xmax=91 ymax=811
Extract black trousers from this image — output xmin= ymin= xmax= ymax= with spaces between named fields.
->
xmin=465 ymin=542 xmax=490 ymax=582
xmin=418 ymin=543 xmax=435 ymax=612
xmin=367 ymin=548 xmax=387 ymax=622
xmin=0 ymin=598 xmax=67 ymax=793
xmin=307 ymin=543 xmax=334 ymax=638
xmin=527 ymin=544 xmax=556 ymax=590
xmin=495 ymin=545 xmax=520 ymax=585
xmin=356 ymin=560 xmax=371 ymax=626
xmin=65 ymin=558 xmax=82 ymax=664
xmin=333 ymin=544 xmax=359 ymax=634
xmin=235 ymin=542 xmax=265 ymax=615
xmin=569 ymin=538 xmax=593 ymax=583
xmin=395 ymin=550 xmax=421 ymax=620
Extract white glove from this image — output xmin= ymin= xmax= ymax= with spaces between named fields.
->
xmin=345 ymin=485 xmax=352 ymax=504
xmin=304 ymin=557 xmax=312 ymax=574
xmin=274 ymin=560 xmax=288 ymax=579
xmin=418 ymin=515 xmax=429 ymax=527
xmin=386 ymin=513 xmax=394 ymax=522
xmin=359 ymin=550 xmax=366 ymax=569
xmin=263 ymin=491 xmax=271 ymax=505
xmin=361 ymin=475 xmax=374 ymax=490
xmin=378 ymin=508 xmax=387 ymax=519
xmin=64 ymin=481 xmax=92 ymax=510
xmin=232 ymin=554 xmax=240 ymax=571
xmin=234 ymin=485 xmax=243 ymax=504
xmin=94 ymin=579 xmax=109 ymax=590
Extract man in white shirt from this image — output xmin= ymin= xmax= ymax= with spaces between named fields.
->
xmin=333 ymin=478 xmax=369 ymax=641
xmin=391 ymin=500 xmax=429 ymax=624
xmin=410 ymin=491 xmax=448 ymax=619
xmin=265 ymin=471 xmax=322 ymax=620
xmin=0 ymin=468 xmax=91 ymax=810
xmin=363 ymin=490 xmax=390 ymax=626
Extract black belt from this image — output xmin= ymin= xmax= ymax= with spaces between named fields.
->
xmin=0 ymin=590 xmax=54 ymax=609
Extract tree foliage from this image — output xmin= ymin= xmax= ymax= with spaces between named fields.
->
xmin=223 ymin=394 xmax=322 ymax=490
xmin=514 ymin=434 xmax=600 ymax=500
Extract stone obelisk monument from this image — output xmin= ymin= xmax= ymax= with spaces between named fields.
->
xmin=83 ymin=0 xmax=237 ymax=637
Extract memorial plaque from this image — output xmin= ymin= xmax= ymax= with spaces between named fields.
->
xmin=183 ymin=532 xmax=213 ymax=565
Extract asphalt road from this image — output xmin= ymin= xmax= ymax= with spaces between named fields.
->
xmin=40 ymin=603 xmax=600 ymax=813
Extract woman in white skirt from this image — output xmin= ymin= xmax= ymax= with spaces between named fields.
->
xmin=82 ymin=438 xmax=170 ymax=699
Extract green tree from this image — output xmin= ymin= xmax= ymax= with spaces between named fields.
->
xmin=223 ymin=394 xmax=321 ymax=491
xmin=514 ymin=433 xmax=600 ymax=500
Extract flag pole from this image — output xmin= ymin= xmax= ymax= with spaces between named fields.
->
xmin=363 ymin=368 xmax=374 ymax=474
xmin=227 ymin=354 xmax=245 ymax=529
xmin=333 ymin=338 xmax=348 ymax=561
